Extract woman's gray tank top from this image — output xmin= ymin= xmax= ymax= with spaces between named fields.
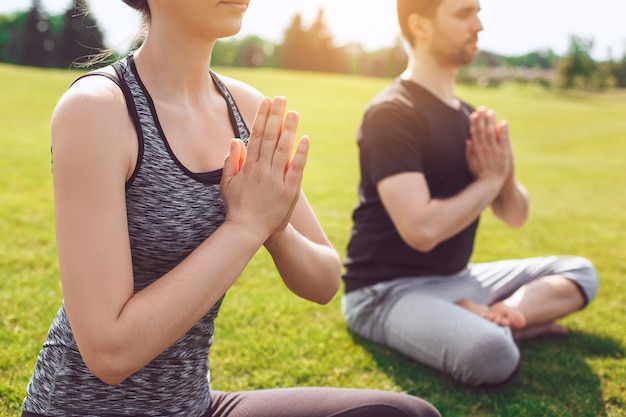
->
xmin=22 ymin=55 xmax=250 ymax=417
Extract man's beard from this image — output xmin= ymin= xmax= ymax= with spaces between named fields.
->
xmin=430 ymin=37 xmax=478 ymax=67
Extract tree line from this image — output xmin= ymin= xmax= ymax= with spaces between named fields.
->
xmin=0 ymin=0 xmax=105 ymax=68
xmin=2 ymin=0 xmax=626 ymax=90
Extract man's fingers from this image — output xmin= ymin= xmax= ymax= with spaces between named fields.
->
xmin=486 ymin=110 xmax=497 ymax=144
xmin=470 ymin=107 xmax=487 ymax=144
xmin=498 ymin=120 xmax=510 ymax=145
xmin=471 ymin=107 xmax=501 ymax=147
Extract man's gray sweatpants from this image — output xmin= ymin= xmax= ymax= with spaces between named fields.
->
xmin=342 ymin=256 xmax=598 ymax=387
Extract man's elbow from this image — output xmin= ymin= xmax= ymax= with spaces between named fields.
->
xmin=412 ymin=239 xmax=438 ymax=253
xmin=507 ymin=216 xmax=528 ymax=229
xmin=497 ymin=209 xmax=529 ymax=229
xmin=403 ymin=229 xmax=439 ymax=253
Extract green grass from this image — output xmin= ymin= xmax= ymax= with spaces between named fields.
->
xmin=0 ymin=63 xmax=624 ymax=417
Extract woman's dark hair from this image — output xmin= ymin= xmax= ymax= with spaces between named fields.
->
xmin=121 ymin=0 xmax=150 ymax=53
xmin=397 ymin=0 xmax=443 ymax=47
xmin=80 ymin=0 xmax=149 ymax=68
xmin=122 ymin=0 xmax=151 ymax=21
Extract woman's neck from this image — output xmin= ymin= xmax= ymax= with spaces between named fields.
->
xmin=132 ymin=28 xmax=216 ymax=105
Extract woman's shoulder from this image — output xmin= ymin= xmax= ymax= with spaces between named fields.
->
xmin=212 ymin=72 xmax=264 ymax=122
xmin=53 ymin=65 xmax=130 ymax=129
xmin=63 ymin=66 xmax=125 ymax=105
xmin=213 ymin=72 xmax=263 ymax=99
xmin=51 ymin=64 xmax=137 ymax=166
xmin=55 ymin=66 xmax=124 ymax=114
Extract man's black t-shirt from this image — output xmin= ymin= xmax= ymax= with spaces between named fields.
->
xmin=343 ymin=78 xmax=479 ymax=293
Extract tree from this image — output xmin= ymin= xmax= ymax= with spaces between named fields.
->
xmin=276 ymin=13 xmax=309 ymax=70
xmin=212 ymin=39 xmax=241 ymax=67
xmin=212 ymin=36 xmax=274 ymax=67
xmin=0 ymin=12 xmax=27 ymax=64
xmin=305 ymin=8 xmax=340 ymax=72
xmin=607 ymin=49 xmax=626 ymax=88
xmin=556 ymin=35 xmax=599 ymax=90
xmin=276 ymin=8 xmax=344 ymax=73
xmin=0 ymin=0 xmax=107 ymax=68
xmin=234 ymin=36 xmax=272 ymax=67
xmin=18 ymin=0 xmax=55 ymax=67
xmin=57 ymin=0 xmax=106 ymax=67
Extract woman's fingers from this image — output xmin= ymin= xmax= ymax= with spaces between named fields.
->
xmin=246 ymin=97 xmax=272 ymax=163
xmin=221 ymin=96 xmax=308 ymax=239
xmin=272 ymin=110 xmax=299 ymax=177
xmin=257 ymin=96 xmax=287 ymax=165
xmin=226 ymin=94 xmax=305 ymax=183
xmin=221 ymin=139 xmax=245 ymax=186
xmin=285 ymin=135 xmax=309 ymax=187
xmin=271 ymin=136 xmax=309 ymax=234
xmin=245 ymin=96 xmax=300 ymax=180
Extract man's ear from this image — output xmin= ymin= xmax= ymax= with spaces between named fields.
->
xmin=408 ymin=13 xmax=431 ymax=42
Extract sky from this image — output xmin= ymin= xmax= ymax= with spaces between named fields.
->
xmin=1 ymin=0 xmax=625 ymax=61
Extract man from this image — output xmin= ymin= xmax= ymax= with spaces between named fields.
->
xmin=342 ymin=0 xmax=599 ymax=387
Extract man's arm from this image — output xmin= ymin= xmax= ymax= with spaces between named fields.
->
xmin=378 ymin=171 xmax=502 ymax=252
xmin=487 ymin=120 xmax=530 ymax=227
xmin=490 ymin=176 xmax=529 ymax=227
xmin=379 ymin=108 xmax=517 ymax=252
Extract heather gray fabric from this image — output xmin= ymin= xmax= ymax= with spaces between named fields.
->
xmin=22 ymin=55 xmax=249 ymax=417
xmin=342 ymin=256 xmax=598 ymax=387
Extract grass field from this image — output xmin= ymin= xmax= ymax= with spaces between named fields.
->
xmin=0 ymin=63 xmax=624 ymax=416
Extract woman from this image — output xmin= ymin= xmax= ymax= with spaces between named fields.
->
xmin=21 ymin=1 xmax=439 ymax=416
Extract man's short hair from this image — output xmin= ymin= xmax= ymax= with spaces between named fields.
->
xmin=397 ymin=0 xmax=443 ymax=47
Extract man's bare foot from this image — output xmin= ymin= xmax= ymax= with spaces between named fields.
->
xmin=513 ymin=322 xmax=569 ymax=341
xmin=457 ymin=299 xmax=527 ymax=328
xmin=456 ymin=299 xmax=487 ymax=315
xmin=457 ymin=300 xmax=569 ymax=341
xmin=489 ymin=302 xmax=527 ymax=329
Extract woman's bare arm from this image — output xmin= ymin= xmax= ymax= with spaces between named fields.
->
xmin=54 ymin=79 xmax=305 ymax=385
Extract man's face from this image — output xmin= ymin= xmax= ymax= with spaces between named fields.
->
xmin=427 ymin=0 xmax=483 ymax=67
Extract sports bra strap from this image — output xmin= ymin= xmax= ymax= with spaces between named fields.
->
xmin=71 ymin=67 xmax=121 ymax=89
xmin=71 ymin=63 xmax=142 ymax=146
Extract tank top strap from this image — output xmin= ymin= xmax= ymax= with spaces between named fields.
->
xmin=209 ymin=70 xmax=250 ymax=145
xmin=70 ymin=63 xmax=143 ymax=147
